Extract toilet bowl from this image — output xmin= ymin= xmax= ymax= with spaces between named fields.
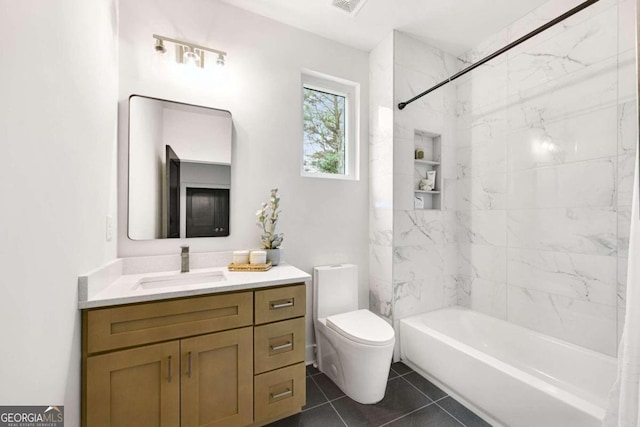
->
xmin=313 ymin=264 xmax=395 ymax=404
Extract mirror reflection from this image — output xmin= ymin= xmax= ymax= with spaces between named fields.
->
xmin=128 ymin=95 xmax=232 ymax=240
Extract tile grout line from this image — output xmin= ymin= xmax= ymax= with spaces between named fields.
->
xmin=431 ymin=395 xmax=449 ymax=404
xmin=324 ymin=371 xmax=435 ymax=427
xmin=377 ymin=403 xmax=434 ymax=427
xmin=301 ymin=401 xmax=331 ymax=413
xmin=433 ymin=400 xmax=468 ymax=427
xmin=391 ymin=365 xmax=415 ymax=378
xmin=434 ymin=396 xmax=491 ymax=427
xmin=394 ymin=372 xmax=482 ymax=427
xmin=309 ymin=373 xmax=349 ymax=427
xmin=375 ymin=376 xmax=462 ymax=427
xmin=301 ymin=371 xmax=325 ymax=413
xmin=308 ymin=373 xmax=332 ymax=402
xmin=310 ymin=373 xmax=347 ymax=403
xmin=397 ymin=374 xmax=449 ymax=405
xmin=327 ymin=398 xmax=349 ymax=427
xmin=308 ymin=367 xmax=455 ymax=427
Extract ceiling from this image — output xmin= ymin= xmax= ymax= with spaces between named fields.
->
xmin=218 ymin=0 xmax=552 ymax=55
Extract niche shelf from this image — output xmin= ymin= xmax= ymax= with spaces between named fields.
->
xmin=413 ymin=130 xmax=442 ymax=210
xmin=414 ymin=159 xmax=441 ymax=166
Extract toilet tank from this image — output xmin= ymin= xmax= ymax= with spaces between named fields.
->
xmin=313 ymin=264 xmax=359 ymax=320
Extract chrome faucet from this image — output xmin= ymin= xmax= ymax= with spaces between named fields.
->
xmin=180 ymin=245 xmax=190 ymax=273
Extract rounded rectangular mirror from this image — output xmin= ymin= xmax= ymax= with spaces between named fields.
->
xmin=128 ymin=95 xmax=232 ymax=240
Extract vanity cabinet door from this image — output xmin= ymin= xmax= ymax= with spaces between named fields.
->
xmin=85 ymin=341 xmax=180 ymax=427
xmin=180 ymin=327 xmax=253 ymax=427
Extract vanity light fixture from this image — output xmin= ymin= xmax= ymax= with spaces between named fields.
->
xmin=152 ymin=34 xmax=226 ymax=68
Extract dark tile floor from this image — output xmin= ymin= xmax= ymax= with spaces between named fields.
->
xmin=266 ymin=362 xmax=492 ymax=427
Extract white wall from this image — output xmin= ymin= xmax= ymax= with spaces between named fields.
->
xmin=117 ymin=0 xmax=370 ymax=357
xmin=0 ymin=1 xmax=118 ymax=425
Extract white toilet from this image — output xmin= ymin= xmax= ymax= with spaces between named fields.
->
xmin=313 ymin=264 xmax=395 ymax=404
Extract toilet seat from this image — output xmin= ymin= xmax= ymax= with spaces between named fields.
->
xmin=326 ymin=309 xmax=395 ymax=346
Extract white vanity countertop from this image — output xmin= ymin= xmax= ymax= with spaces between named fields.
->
xmin=78 ymin=263 xmax=311 ymax=309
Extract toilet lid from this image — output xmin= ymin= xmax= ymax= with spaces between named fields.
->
xmin=326 ymin=309 xmax=395 ymax=346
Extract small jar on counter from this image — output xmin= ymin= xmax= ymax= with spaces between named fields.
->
xmin=249 ymin=250 xmax=267 ymax=265
xmin=232 ymin=250 xmax=250 ymax=265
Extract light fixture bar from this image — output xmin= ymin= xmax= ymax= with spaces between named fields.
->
xmin=152 ymin=34 xmax=227 ymax=57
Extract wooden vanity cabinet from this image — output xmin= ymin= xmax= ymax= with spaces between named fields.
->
xmin=252 ymin=285 xmax=306 ymax=426
xmin=82 ymin=283 xmax=306 ymax=427
xmin=181 ymin=327 xmax=254 ymax=427
xmin=85 ymin=341 xmax=181 ymax=426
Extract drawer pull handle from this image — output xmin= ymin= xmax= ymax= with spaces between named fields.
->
xmin=271 ymin=389 xmax=292 ymax=400
xmin=271 ymin=301 xmax=293 ymax=309
xmin=167 ymin=356 xmax=172 ymax=383
xmin=187 ymin=352 xmax=192 ymax=378
xmin=270 ymin=342 xmax=292 ymax=351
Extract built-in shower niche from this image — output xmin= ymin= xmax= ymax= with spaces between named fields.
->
xmin=413 ymin=130 xmax=442 ymax=210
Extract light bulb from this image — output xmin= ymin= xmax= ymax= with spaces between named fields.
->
xmin=183 ymin=50 xmax=200 ymax=68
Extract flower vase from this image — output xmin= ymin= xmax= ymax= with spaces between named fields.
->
xmin=265 ymin=249 xmax=280 ymax=266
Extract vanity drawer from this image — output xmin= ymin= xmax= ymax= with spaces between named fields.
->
xmin=254 ymin=362 xmax=306 ymax=424
xmin=254 ymin=317 xmax=305 ymax=374
xmin=85 ymin=292 xmax=253 ymax=354
xmin=254 ymin=284 xmax=305 ymax=325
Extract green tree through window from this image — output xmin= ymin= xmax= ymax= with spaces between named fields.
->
xmin=303 ymin=87 xmax=346 ymax=174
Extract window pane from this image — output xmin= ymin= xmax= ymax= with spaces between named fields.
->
xmin=303 ymin=87 xmax=346 ymax=175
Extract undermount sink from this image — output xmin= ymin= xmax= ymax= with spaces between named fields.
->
xmin=134 ymin=271 xmax=227 ymax=290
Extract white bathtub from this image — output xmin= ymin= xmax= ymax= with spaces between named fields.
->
xmin=400 ymin=306 xmax=617 ymax=427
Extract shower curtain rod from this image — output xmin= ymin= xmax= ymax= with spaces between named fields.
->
xmin=397 ymin=0 xmax=601 ymax=110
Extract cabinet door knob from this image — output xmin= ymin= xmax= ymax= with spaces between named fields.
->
xmin=167 ymin=355 xmax=172 ymax=383
xmin=270 ymin=342 xmax=292 ymax=351
xmin=270 ymin=301 xmax=293 ymax=309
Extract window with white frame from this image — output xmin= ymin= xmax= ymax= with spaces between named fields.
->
xmin=301 ymin=71 xmax=359 ymax=180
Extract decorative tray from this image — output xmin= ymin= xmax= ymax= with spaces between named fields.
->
xmin=227 ymin=262 xmax=272 ymax=272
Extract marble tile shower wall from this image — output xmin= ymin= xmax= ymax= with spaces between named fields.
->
xmin=368 ymin=31 xmax=460 ymax=336
xmin=392 ymin=32 xmax=459 ymax=324
xmin=369 ymin=32 xmax=395 ymax=321
xmin=454 ymin=0 xmax=637 ymax=356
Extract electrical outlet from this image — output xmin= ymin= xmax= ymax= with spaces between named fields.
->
xmin=106 ymin=215 xmax=113 ymax=242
